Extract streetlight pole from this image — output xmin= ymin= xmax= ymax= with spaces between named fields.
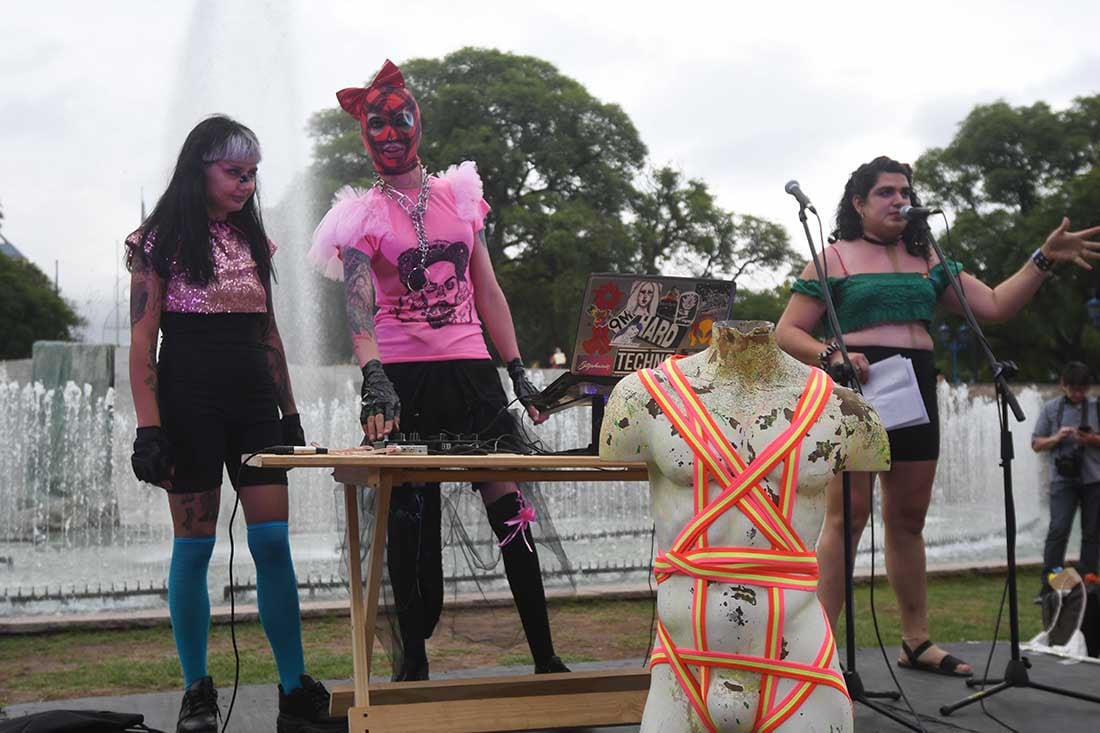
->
xmin=937 ymin=322 xmax=971 ymax=384
xmin=1086 ymin=290 xmax=1100 ymax=328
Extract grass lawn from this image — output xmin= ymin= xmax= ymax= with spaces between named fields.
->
xmin=0 ymin=568 xmax=1047 ymax=707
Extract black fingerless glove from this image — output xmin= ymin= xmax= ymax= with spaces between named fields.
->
xmin=131 ymin=426 xmax=173 ymax=485
xmin=281 ymin=413 xmax=305 ymax=446
xmin=506 ymin=358 xmax=539 ymax=408
xmin=360 ymin=359 xmax=401 ymax=424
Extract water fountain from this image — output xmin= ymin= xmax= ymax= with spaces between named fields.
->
xmin=0 ymin=364 xmax=1055 ymax=617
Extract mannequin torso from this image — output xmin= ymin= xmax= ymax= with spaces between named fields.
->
xmin=601 ymin=320 xmax=889 ymax=732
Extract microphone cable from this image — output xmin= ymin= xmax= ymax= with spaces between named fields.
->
xmin=806 ymin=205 xmax=928 ymax=732
xmin=218 ymin=453 xmax=252 ymax=733
xmin=220 ymin=444 xmax=318 ymax=733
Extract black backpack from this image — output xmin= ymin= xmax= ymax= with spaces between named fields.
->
xmin=0 ymin=710 xmax=163 ymax=733
xmin=1085 ymin=582 xmax=1100 ymax=657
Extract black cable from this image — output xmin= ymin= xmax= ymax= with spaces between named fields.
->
xmin=807 ymin=207 xmax=926 ymax=730
xmin=218 ymin=452 xmax=255 ymax=733
xmin=645 ymin=521 xmax=657 ymax=668
xmin=865 ymin=475 xmax=928 ymax=732
xmin=816 ymin=209 xmax=830 ymax=284
xmin=219 ymin=447 xmax=278 ymax=733
xmin=974 ymin=538 xmax=1020 ymax=732
xmin=878 ymin=703 xmax=987 ymax=732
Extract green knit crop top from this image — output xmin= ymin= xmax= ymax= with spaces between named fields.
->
xmin=791 ymin=259 xmax=964 ymax=334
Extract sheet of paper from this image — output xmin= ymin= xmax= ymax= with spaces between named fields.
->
xmin=858 ymin=354 xmax=930 ymax=431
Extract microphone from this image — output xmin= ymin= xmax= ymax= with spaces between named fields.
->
xmin=265 ymin=445 xmax=330 ymax=455
xmin=899 ymin=205 xmax=943 ymax=221
xmin=784 ymin=180 xmax=816 ymax=213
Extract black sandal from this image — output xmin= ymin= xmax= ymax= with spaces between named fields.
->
xmin=898 ymin=640 xmax=972 ymax=677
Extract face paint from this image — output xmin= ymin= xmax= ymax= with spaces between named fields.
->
xmin=362 ymin=87 xmax=422 ymax=175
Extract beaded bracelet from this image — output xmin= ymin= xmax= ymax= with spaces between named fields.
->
xmin=818 ymin=341 xmax=840 ymax=369
xmin=1032 ymin=248 xmax=1055 ymax=273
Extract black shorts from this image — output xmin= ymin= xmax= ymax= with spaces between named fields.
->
xmin=860 ymin=345 xmax=939 ymax=462
xmin=383 ymin=359 xmax=522 ymax=449
xmin=157 ymin=313 xmax=288 ymax=493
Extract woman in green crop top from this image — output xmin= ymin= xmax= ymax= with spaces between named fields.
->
xmin=776 ymin=155 xmax=1100 ymax=677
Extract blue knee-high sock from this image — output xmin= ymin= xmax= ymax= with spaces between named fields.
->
xmin=247 ymin=521 xmax=306 ymax=693
xmin=168 ymin=535 xmax=216 ymax=688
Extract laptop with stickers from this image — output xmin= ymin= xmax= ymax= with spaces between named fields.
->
xmin=529 ymin=273 xmax=736 ymax=416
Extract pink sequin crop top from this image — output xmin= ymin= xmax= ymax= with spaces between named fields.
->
xmin=125 ymin=221 xmax=273 ymax=314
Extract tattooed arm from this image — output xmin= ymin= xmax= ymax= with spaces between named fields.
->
xmin=264 ymin=293 xmax=298 ymax=416
xmin=343 ymin=248 xmax=383 ymax=366
xmin=344 ymin=247 xmax=401 ymax=439
xmin=128 ymin=255 xmax=165 ymax=428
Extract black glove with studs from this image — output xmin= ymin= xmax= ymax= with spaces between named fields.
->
xmin=506 ymin=358 xmax=540 ymax=408
xmin=360 ymin=359 xmax=401 ymax=426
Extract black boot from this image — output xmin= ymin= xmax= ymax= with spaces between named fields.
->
xmin=276 ymin=674 xmax=347 ymax=732
xmin=177 ymin=676 xmax=219 ymax=733
xmin=486 ymin=492 xmax=570 ymax=674
xmin=535 ymin=655 xmax=571 ymax=674
xmin=386 ymin=484 xmax=442 ymax=682
xmin=392 ymin=655 xmax=430 ymax=682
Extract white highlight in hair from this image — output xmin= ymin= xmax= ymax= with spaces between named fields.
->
xmin=203 ymin=130 xmax=262 ymax=164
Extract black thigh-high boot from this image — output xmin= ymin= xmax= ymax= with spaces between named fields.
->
xmin=386 ymin=483 xmax=441 ymax=681
xmin=485 ymin=492 xmax=569 ymax=673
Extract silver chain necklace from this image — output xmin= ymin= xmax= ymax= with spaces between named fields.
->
xmin=376 ymin=165 xmax=432 ymax=291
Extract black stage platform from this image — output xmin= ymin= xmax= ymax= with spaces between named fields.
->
xmin=3 ymin=643 xmax=1097 ymax=731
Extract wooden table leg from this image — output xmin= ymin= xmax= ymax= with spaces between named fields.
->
xmin=343 ymin=470 xmax=393 ymax=732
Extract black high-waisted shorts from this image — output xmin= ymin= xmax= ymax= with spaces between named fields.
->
xmin=858 ymin=345 xmax=940 ymax=462
xmin=383 ymin=359 xmax=522 ymax=449
xmin=156 ymin=313 xmax=287 ymax=493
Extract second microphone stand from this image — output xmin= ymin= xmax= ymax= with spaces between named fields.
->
xmin=795 ymin=204 xmax=923 ymax=732
xmin=928 ymin=226 xmax=1100 ymax=717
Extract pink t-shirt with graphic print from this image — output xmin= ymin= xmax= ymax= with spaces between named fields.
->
xmin=311 ymin=165 xmax=492 ymax=364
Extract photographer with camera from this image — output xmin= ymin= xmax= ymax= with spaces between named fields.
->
xmin=1032 ymin=361 xmax=1100 ymax=597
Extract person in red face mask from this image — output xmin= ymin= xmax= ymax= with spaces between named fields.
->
xmin=310 ymin=60 xmax=568 ymax=682
xmin=339 ymin=60 xmax=423 ymax=176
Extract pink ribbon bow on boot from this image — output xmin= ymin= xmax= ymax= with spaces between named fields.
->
xmin=497 ymin=492 xmax=538 ymax=552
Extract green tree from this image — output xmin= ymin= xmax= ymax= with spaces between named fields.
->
xmin=630 ymin=167 xmax=796 ymax=281
xmin=917 ymin=95 xmax=1100 ymax=381
xmin=730 ymin=286 xmax=791 ymax=325
xmin=0 ymin=255 xmax=83 ymax=359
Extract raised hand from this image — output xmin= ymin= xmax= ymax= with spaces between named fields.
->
xmin=1041 ymin=218 xmax=1100 ymax=270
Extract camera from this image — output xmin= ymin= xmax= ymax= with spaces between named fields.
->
xmin=1055 ymin=448 xmax=1084 ymax=478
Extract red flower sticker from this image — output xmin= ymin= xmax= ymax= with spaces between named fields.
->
xmin=593 ymin=282 xmax=623 ymax=311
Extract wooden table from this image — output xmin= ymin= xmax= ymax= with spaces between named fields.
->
xmin=249 ymin=452 xmax=651 ymax=733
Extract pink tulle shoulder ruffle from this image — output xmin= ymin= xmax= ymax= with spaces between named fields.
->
xmin=440 ymin=161 xmax=484 ymax=223
xmin=307 ymin=186 xmax=391 ymax=281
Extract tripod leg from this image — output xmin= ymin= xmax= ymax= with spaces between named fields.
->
xmin=944 ymin=395 xmax=1100 ymax=720
xmin=1028 ymin=679 xmax=1100 ymax=704
xmin=939 ymin=680 xmax=1012 ymax=716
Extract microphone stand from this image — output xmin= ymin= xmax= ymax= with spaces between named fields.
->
xmin=795 ymin=204 xmax=923 ymax=732
xmin=930 ymin=223 xmax=1100 ymax=716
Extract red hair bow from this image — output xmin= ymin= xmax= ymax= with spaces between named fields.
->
xmin=336 ymin=59 xmax=406 ymax=122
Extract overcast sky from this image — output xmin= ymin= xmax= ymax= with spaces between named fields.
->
xmin=2 ymin=0 xmax=1098 ymax=344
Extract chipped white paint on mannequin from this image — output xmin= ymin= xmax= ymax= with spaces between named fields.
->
xmin=601 ymin=320 xmax=889 ymax=732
